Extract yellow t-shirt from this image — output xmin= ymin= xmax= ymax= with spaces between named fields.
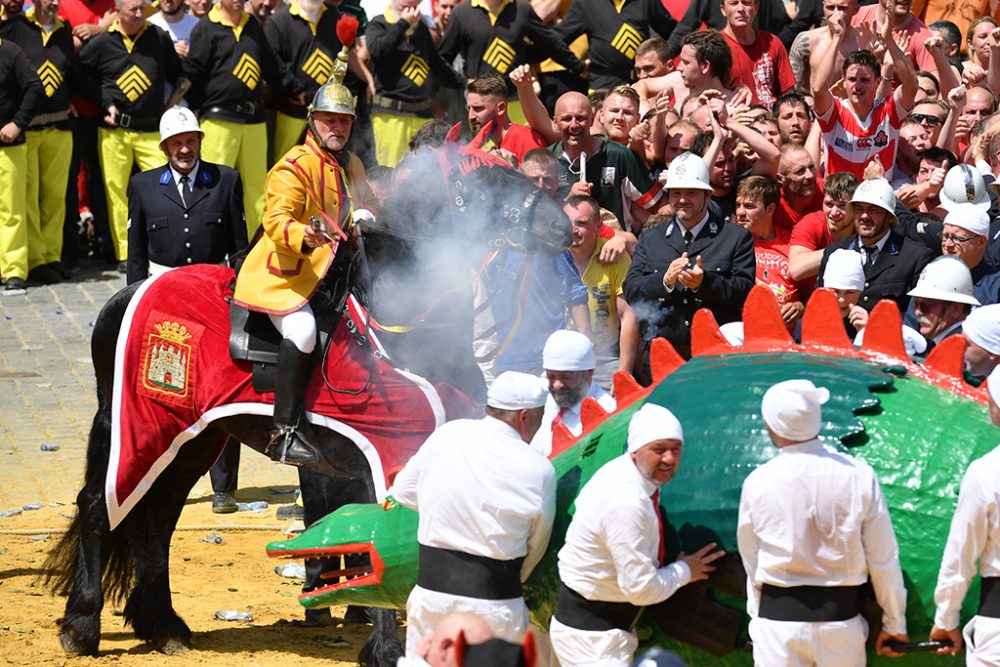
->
xmin=579 ymin=237 xmax=630 ymax=355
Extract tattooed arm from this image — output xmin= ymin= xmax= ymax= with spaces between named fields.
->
xmin=789 ymin=31 xmax=811 ymax=90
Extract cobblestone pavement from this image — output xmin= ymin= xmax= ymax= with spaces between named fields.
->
xmin=0 ymin=263 xmax=297 ymax=531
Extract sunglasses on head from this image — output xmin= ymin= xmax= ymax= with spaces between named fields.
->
xmin=911 ymin=113 xmax=943 ymax=126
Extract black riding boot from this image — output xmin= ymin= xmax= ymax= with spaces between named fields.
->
xmin=268 ymin=339 xmax=320 ymax=466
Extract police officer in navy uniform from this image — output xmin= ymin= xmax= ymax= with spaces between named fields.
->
xmin=126 ymin=106 xmax=247 ymax=512
xmin=624 ymin=152 xmax=755 ymax=362
xmin=125 ymin=106 xmax=247 ymax=285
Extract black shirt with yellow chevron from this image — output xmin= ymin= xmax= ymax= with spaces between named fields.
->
xmin=184 ymin=6 xmax=301 ymax=124
xmin=367 ymin=10 xmax=463 ymax=105
xmin=264 ymin=1 xmax=341 ymax=120
xmin=0 ymin=37 xmax=44 ymax=144
xmin=79 ymin=20 xmax=182 ymax=131
xmin=438 ymin=0 xmax=583 ymax=87
xmin=556 ymin=0 xmax=676 ymax=89
xmin=0 ymin=10 xmax=96 ymax=129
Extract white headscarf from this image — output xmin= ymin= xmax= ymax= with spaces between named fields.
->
xmin=964 ymin=305 xmax=1000 ymax=356
xmin=823 ymin=249 xmax=866 ymax=291
xmin=542 ymin=330 xmax=596 ymax=371
xmin=487 ymin=372 xmax=548 ymax=410
xmin=627 ymin=404 xmax=684 ymax=453
xmin=761 ymin=379 xmax=830 ymax=441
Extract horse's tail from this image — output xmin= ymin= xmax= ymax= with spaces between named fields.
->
xmin=42 ymin=282 xmax=142 ymax=605
xmin=356 ymin=608 xmax=404 ymax=667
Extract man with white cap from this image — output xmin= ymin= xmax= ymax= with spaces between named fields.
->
xmin=898 ymin=256 xmax=982 ymax=354
xmin=624 ymin=152 xmax=756 ymax=361
xmin=963 ymin=304 xmax=1000 ymax=380
xmin=389 ymin=371 xmax=557 ymax=655
xmin=531 ymin=330 xmax=617 ymax=458
xmin=820 ymin=248 xmax=869 ymax=338
xmin=938 ymin=203 xmax=1000 ymax=308
xmin=737 ymin=379 xmax=909 ymax=665
xmin=818 ymin=177 xmax=934 ymax=315
xmin=550 ymin=402 xmax=725 ymax=666
xmin=929 ymin=365 xmax=1000 ymax=662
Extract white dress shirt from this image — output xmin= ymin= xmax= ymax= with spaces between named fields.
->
xmin=737 ymin=439 xmax=908 ymax=635
xmin=934 ymin=444 xmax=1000 ymax=630
xmin=557 ymin=454 xmax=690 ymax=606
xmin=531 ymin=382 xmax=617 ymax=458
xmin=390 ymin=416 xmax=557 ymax=581
xmin=170 ymin=162 xmax=200 ymax=204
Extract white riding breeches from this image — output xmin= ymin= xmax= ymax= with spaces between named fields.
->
xmin=548 ymin=616 xmax=637 ymax=667
xmin=403 ymin=585 xmax=528 ymax=657
xmin=749 ymin=615 xmax=867 ymax=667
xmin=964 ymin=615 xmax=1000 ymax=666
xmin=269 ymin=303 xmax=316 ymax=354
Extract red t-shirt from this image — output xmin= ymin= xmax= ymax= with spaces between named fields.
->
xmin=723 ymin=29 xmax=796 ymax=108
xmin=852 ymin=6 xmax=936 ymax=74
xmin=755 ymin=226 xmax=799 ymax=308
xmin=775 ymin=180 xmax=824 ymax=232
xmin=59 ymin=0 xmax=115 ymax=117
xmin=788 ymin=210 xmax=831 ymax=295
xmin=468 ymin=120 xmax=546 ymax=164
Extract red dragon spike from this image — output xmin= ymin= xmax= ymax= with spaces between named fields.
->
xmin=800 ymin=288 xmax=857 ymax=353
xmin=612 ymin=370 xmax=644 ymax=405
xmin=923 ymin=333 xmax=967 ymax=378
xmin=690 ymin=308 xmax=732 ymax=357
xmin=649 ymin=337 xmax=685 ymax=382
xmin=523 ymin=628 xmax=537 ymax=667
xmin=550 ymin=422 xmax=576 ymax=458
xmin=860 ymin=300 xmax=908 ymax=360
xmin=336 ymin=14 xmax=359 ymax=48
xmin=741 ymin=284 xmax=796 ymax=350
xmin=580 ymin=396 xmax=611 ymax=432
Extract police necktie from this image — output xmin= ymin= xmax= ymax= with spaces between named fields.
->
xmin=651 ymin=489 xmax=666 ymax=567
xmin=684 ymin=230 xmax=693 ymax=248
xmin=179 ymin=175 xmax=192 ymax=208
xmin=861 ymin=245 xmax=876 ymax=271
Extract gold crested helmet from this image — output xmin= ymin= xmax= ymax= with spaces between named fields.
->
xmin=308 ymin=14 xmax=359 ymax=117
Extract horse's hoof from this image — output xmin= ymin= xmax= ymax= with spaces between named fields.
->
xmin=60 ymin=627 xmax=97 ymax=656
xmin=156 ymin=637 xmax=192 ymax=655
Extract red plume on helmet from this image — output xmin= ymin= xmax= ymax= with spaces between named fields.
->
xmin=336 ymin=14 xmax=359 ymax=49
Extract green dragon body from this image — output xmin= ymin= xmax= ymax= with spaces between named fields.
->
xmin=268 ymin=286 xmax=993 ymax=664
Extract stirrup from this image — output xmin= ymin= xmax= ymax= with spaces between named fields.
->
xmin=267 ymin=426 xmax=318 ymax=466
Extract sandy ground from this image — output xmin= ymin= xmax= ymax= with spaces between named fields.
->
xmin=0 ymin=500 xmax=386 ymax=666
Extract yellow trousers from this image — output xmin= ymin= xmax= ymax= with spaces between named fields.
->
xmin=97 ymin=127 xmax=164 ymax=261
xmin=372 ymin=111 xmax=431 ymax=167
xmin=26 ymin=128 xmax=73 ymax=268
xmin=201 ymin=118 xmax=266 ymax=237
xmin=273 ymin=111 xmax=307 ymax=166
xmin=0 ymin=143 xmax=28 ymax=281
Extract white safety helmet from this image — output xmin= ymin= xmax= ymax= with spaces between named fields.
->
xmin=907 ymin=255 xmax=981 ymax=306
xmin=663 ymin=152 xmax=714 ymax=191
xmin=939 ymin=164 xmax=991 ymax=212
xmin=847 ymin=178 xmax=897 ymax=223
xmin=159 ymin=106 xmax=202 ymax=144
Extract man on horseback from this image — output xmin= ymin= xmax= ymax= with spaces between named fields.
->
xmin=232 ymin=28 xmax=373 ymax=466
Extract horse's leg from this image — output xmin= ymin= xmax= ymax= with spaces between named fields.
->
xmin=123 ymin=430 xmax=224 ymax=654
xmin=297 ymin=470 xmax=374 ymax=626
xmin=44 ymin=284 xmax=141 ymax=656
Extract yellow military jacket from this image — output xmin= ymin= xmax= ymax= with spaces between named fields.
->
xmin=233 ymin=134 xmax=369 ymax=315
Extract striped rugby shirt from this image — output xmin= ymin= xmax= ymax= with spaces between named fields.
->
xmin=818 ymin=89 xmax=908 ymax=181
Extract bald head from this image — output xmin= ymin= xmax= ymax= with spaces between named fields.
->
xmin=554 ymin=92 xmax=594 ymax=155
xmin=418 ymin=612 xmax=494 ymax=667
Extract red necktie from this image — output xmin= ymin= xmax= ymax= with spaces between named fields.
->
xmin=651 ymin=489 xmax=665 ymax=567
xmin=551 ymin=407 xmax=567 ymax=429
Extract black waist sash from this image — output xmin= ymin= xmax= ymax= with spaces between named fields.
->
xmin=554 ymin=584 xmax=642 ymax=632
xmin=417 ymin=544 xmax=523 ymax=600
xmin=758 ymin=584 xmax=864 ymax=623
xmin=980 ymin=577 xmax=1000 ymax=618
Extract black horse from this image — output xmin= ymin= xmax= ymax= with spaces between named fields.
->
xmin=42 ymin=144 xmax=571 ymax=664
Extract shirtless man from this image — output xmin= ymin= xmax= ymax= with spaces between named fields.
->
xmin=789 ymin=0 xmax=862 ymax=90
xmin=633 ymin=30 xmax=748 ymax=116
